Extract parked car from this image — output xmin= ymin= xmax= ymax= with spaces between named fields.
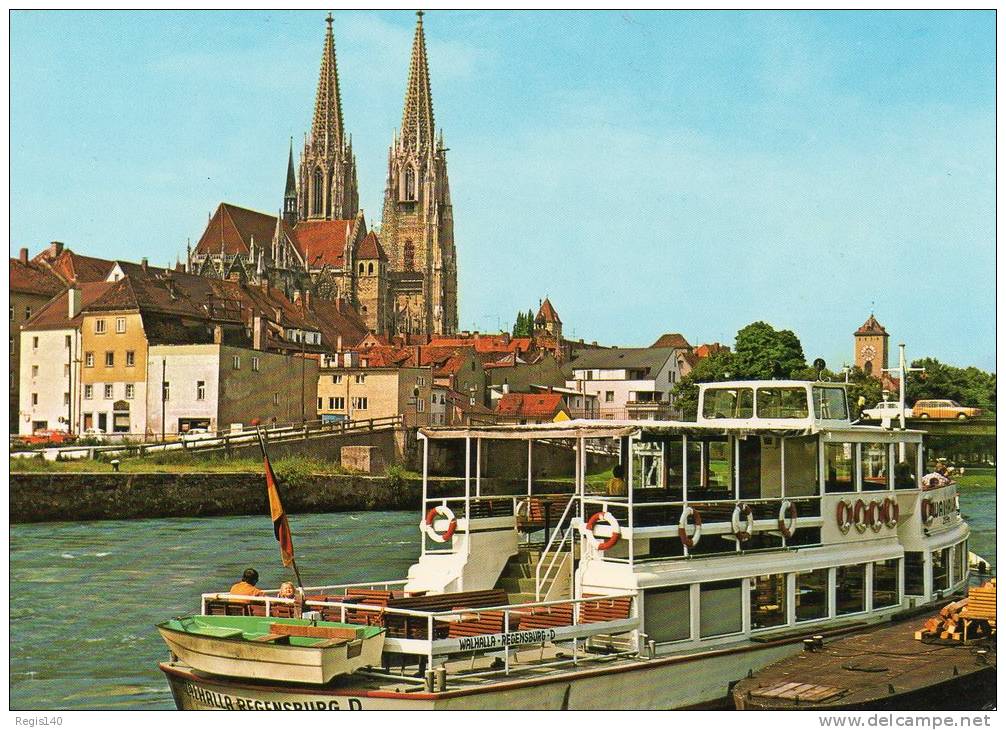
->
xmin=181 ymin=428 xmax=216 ymax=442
xmin=860 ymin=401 xmax=913 ymax=422
xmin=911 ymin=399 xmax=982 ymax=420
xmin=22 ymin=429 xmax=75 ymax=445
xmin=81 ymin=428 xmax=107 ymax=442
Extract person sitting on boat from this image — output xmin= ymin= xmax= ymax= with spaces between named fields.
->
xmin=278 ymin=581 xmax=296 ymax=600
xmin=229 ymin=568 xmax=265 ymax=602
xmin=606 ymin=464 xmax=627 ymax=497
xmin=921 ymin=463 xmax=952 ymax=489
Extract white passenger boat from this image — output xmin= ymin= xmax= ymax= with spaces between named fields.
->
xmin=159 ymin=380 xmax=976 ymax=710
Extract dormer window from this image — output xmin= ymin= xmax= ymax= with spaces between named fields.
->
xmin=368 ymin=262 xmax=374 ymax=275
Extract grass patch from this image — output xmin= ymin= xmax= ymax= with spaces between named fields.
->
xmin=956 ymin=472 xmax=996 ymax=490
xmin=10 ymin=453 xmax=351 ymax=477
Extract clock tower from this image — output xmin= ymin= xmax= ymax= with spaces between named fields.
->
xmin=854 ymin=314 xmax=889 ymax=378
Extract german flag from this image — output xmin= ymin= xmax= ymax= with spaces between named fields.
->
xmin=260 ymin=433 xmax=294 ymax=567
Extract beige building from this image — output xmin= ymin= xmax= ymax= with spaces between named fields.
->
xmin=854 ymin=314 xmax=889 ymax=378
xmin=317 ymin=364 xmax=433 ymax=427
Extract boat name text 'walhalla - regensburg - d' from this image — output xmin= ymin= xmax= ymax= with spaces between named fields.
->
xmin=456 ymin=629 xmax=558 ymax=652
xmin=183 ymin=683 xmax=364 ymax=711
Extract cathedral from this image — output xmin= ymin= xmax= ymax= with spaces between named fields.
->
xmin=188 ymin=12 xmax=458 ymax=337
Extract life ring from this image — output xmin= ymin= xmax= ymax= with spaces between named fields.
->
xmin=852 ymin=499 xmax=868 ymax=533
xmin=882 ymin=497 xmax=899 ymax=529
xmin=678 ymin=506 xmax=703 ymax=548
xmin=422 ymin=505 xmax=457 ymax=543
xmin=731 ymin=503 xmax=754 ymax=542
xmin=836 ymin=500 xmax=852 ymax=535
xmin=920 ymin=498 xmax=935 ymax=527
xmin=515 ymin=498 xmax=531 ymax=521
xmin=867 ymin=500 xmax=883 ymax=533
xmin=584 ymin=511 xmax=621 ymax=551
xmin=778 ymin=500 xmax=798 ymax=539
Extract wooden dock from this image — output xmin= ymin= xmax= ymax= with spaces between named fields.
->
xmin=733 ymin=613 xmax=995 ymax=711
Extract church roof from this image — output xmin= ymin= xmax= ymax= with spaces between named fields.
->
xmin=355 ymin=231 xmax=387 ymax=261
xmin=855 ymin=314 xmax=888 ymax=336
xmin=290 ymin=219 xmax=356 ymax=268
xmin=194 ymin=203 xmax=277 ymax=257
xmin=650 ymin=333 xmax=690 ymax=349
xmin=536 ymin=297 xmax=561 ymax=325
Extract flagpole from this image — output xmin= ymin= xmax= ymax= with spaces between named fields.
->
xmin=256 ymin=427 xmax=305 ymax=594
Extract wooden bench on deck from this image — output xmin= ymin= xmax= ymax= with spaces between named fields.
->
xmin=385 ymin=589 xmax=509 ymax=640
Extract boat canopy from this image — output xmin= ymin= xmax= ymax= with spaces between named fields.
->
xmin=420 ymin=418 xmax=819 ymax=441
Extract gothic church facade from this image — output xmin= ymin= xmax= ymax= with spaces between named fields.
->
xmin=188 ymin=12 xmax=457 ymax=337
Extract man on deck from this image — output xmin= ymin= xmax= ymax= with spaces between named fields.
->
xmin=230 ymin=568 xmax=266 ymax=599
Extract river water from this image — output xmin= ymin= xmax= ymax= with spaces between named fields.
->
xmin=10 ymin=485 xmax=996 ymax=711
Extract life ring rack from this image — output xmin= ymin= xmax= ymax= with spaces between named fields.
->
xmin=678 ymin=506 xmax=703 ymax=548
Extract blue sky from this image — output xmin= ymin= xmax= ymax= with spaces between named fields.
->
xmin=10 ymin=10 xmax=995 ymax=370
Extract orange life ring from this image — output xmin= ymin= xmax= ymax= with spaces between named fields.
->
xmin=778 ymin=500 xmax=798 ymax=539
xmin=585 ymin=511 xmax=621 ymax=551
xmin=731 ymin=503 xmax=754 ymax=542
xmin=920 ymin=498 xmax=935 ymax=527
xmin=852 ymin=499 xmax=868 ymax=533
xmin=422 ymin=505 xmax=457 ymax=543
xmin=881 ymin=497 xmax=900 ymax=529
xmin=836 ymin=500 xmax=852 ymax=534
xmin=678 ymin=506 xmax=703 ymax=548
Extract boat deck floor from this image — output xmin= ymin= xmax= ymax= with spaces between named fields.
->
xmin=732 ymin=614 xmax=996 ymax=710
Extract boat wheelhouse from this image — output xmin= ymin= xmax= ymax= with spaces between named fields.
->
xmin=159 ymin=380 xmax=974 ymax=710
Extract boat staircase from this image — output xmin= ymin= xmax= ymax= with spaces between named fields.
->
xmin=499 ymin=495 xmax=580 ymax=603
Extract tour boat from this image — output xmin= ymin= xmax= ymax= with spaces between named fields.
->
xmin=157 ymin=616 xmax=386 ymax=685
xmin=158 ymin=379 xmax=977 ymax=710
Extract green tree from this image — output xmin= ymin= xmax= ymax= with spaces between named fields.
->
xmin=527 ymin=309 xmax=536 ymax=334
xmin=905 ymin=358 xmax=996 ymax=408
xmin=732 ymin=321 xmax=807 ymax=379
xmin=670 ymin=350 xmax=736 ymax=419
xmin=512 ymin=311 xmax=526 ymax=337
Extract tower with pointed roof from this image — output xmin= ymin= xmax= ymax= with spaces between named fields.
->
xmin=854 ymin=314 xmax=889 ymax=378
xmin=298 ymin=13 xmax=359 ymax=222
xmin=381 ymin=11 xmax=458 ymax=336
xmin=283 ymin=140 xmax=298 ymax=226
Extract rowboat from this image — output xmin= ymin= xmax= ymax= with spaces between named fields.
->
xmin=157 ymin=616 xmax=385 ymax=685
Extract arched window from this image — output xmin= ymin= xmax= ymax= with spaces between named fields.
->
xmin=864 ymin=361 xmax=873 ymax=376
xmin=368 ymin=263 xmax=374 ymax=275
xmin=403 ymin=240 xmax=415 ymax=271
xmin=404 ymin=166 xmax=416 ymax=201
xmin=313 ymin=169 xmax=324 ymax=216
xmin=359 ymin=262 xmax=365 ymax=275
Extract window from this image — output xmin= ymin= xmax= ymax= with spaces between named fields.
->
xmin=894 ymin=443 xmax=918 ymax=489
xmin=252 ymin=357 xmax=260 ymax=372
xmin=417 ymin=399 xmax=425 ymax=413
xmin=368 ymin=263 xmax=374 ymax=275
xmin=125 ymin=383 xmax=134 ymax=400
xmin=783 ymin=436 xmax=818 ymax=496
xmin=162 ymin=381 xmax=170 ymax=401
xmin=32 ymin=336 xmax=39 ymax=350
xmin=25 ymin=306 xmax=32 ymax=320
xmin=861 ymin=443 xmax=889 ymax=491
xmin=796 ymin=568 xmax=829 ymax=621
xmin=94 ymin=319 xmax=106 ymax=334
xmin=954 ymin=541 xmax=967 ymax=585
xmin=196 ymin=381 xmax=206 ymax=401
xmin=905 ymin=552 xmax=925 ymax=595
xmin=750 ymin=574 xmax=787 ymax=630
xmin=318 ymin=397 xmax=323 ymax=410
xmin=65 ymin=335 xmax=71 ymax=348
xmin=115 ymin=317 xmax=126 ymax=333
xmin=703 ymin=387 xmax=754 ymax=419
xmin=31 ymin=393 xmax=38 ymax=406
xmin=404 ymin=166 xmax=416 ymax=201
xmin=334 ymin=397 xmax=345 ymax=409
xmin=125 ymin=350 xmax=135 ymax=367
xmin=85 ymin=352 xmax=94 ymax=368
xmin=355 ymin=374 xmax=366 ymax=384
xmin=84 ymin=384 xmax=93 ymax=399
xmin=232 ymin=356 xmax=241 ymax=370
xmin=812 ymin=387 xmax=849 ymax=420
xmin=605 ymin=391 xmax=614 ymax=403
xmin=9 ymin=336 xmax=14 ymax=355
xmin=333 ymin=375 xmax=342 ymax=384
xmin=313 ymin=168 xmax=324 ymax=216
xmin=105 ymin=351 xmax=114 ymax=367
xmin=273 ymin=393 xmax=280 ymax=405
xmin=417 ymin=376 xmax=426 ymax=386
xmin=932 ymin=547 xmax=950 ymax=592
xmin=103 ymin=384 xmax=113 ymax=400
xmin=873 ymin=559 xmax=900 ymax=608
xmin=359 ymin=263 xmax=365 ymax=275
xmin=404 ymin=241 xmax=415 ymax=270
xmin=836 ymin=564 xmax=867 ymax=615
xmin=644 ymin=585 xmax=691 ymax=643
xmin=63 ymin=364 xmax=69 ymax=377
xmin=63 ymin=392 xmax=70 ymax=406
xmin=31 ymin=365 xmax=38 ymax=378
xmin=352 ymin=396 xmax=368 ymax=410
xmin=824 ymin=443 xmax=857 ymax=493
xmin=699 ymin=580 xmax=743 ymax=637
xmin=328 ymin=397 xmax=336 ymax=409
xmin=756 ymin=387 xmax=808 ymax=419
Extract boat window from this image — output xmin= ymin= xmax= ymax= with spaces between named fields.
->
xmin=685 ymin=439 xmax=702 ymax=491
xmin=756 ymin=387 xmax=809 ymax=419
xmin=873 ymin=558 xmax=900 ymax=608
xmin=662 ymin=436 xmax=684 ymax=501
xmin=954 ymin=541 xmax=967 ymax=585
xmin=932 ymin=548 xmax=950 ymax=592
xmin=632 ymin=441 xmax=663 ymax=490
xmin=905 ymin=552 xmax=925 ymax=595
xmin=795 ymin=568 xmax=829 ymax=622
xmin=836 ymin=564 xmax=867 ymax=615
xmin=750 ymin=574 xmax=787 ymax=630
xmin=643 ymin=585 xmax=691 ymax=643
xmin=812 ymin=387 xmax=849 ymax=420
xmin=783 ymin=436 xmax=818 ymax=497
xmin=738 ymin=436 xmax=763 ymax=500
xmin=696 ymin=439 xmax=733 ymax=500
xmin=702 ymin=387 xmax=753 ymax=419
xmin=825 ymin=443 xmax=857 ymax=494
xmin=699 ymin=580 xmax=743 ymax=637
xmin=894 ymin=443 xmax=918 ymax=489
xmin=861 ymin=443 xmax=889 ymax=491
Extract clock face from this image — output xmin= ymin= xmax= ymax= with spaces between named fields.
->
xmin=861 ymin=345 xmax=877 ymax=359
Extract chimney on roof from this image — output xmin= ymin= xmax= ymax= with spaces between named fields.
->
xmin=141 ymin=257 xmax=148 ymax=272
xmin=18 ymin=248 xmax=28 ymax=264
xmin=253 ymin=313 xmax=266 ymax=351
xmin=293 ymin=290 xmax=302 ymax=304
xmin=273 ymin=307 xmax=282 ymax=323
xmin=337 ymin=334 xmax=343 ymax=351
xmin=213 ymin=324 xmax=224 ymax=345
xmin=48 ymin=241 xmax=64 ymax=257
xmin=303 ymin=290 xmax=311 ymax=310
xmin=67 ymin=287 xmax=82 ymax=319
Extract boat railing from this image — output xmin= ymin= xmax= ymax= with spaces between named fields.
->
xmin=535 ymin=495 xmax=579 ymax=600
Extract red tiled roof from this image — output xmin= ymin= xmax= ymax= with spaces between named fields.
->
xmin=695 ymin=342 xmax=729 ymax=358
xmin=651 ymin=333 xmax=691 ymax=349
xmin=10 ymin=258 xmax=65 ymax=296
xmin=496 ymin=392 xmax=567 ymax=419
xmin=290 ymin=219 xmax=355 ymax=269
xmin=535 ymin=297 xmax=561 ymax=324
xmin=23 ymin=281 xmax=117 ymax=330
xmin=355 ymin=231 xmax=387 ymax=261
xmin=194 ymin=203 xmax=278 ymax=257
xmin=855 ymin=315 xmax=888 ymax=336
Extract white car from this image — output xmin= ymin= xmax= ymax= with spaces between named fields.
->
xmin=861 ymin=401 xmax=913 ymax=421
xmin=81 ymin=428 xmax=106 ymax=441
xmin=181 ymin=428 xmax=216 ymax=442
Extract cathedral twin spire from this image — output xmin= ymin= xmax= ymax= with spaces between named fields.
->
xmin=311 ymin=13 xmax=346 ymax=154
xmin=399 ymin=11 xmax=436 ymax=154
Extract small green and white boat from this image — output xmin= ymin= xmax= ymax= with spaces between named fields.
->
xmin=157 ymin=615 xmax=386 ymax=685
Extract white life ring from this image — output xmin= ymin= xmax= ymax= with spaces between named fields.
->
xmin=836 ymin=500 xmax=853 ymax=535
xmin=778 ymin=500 xmax=797 ymax=539
xmin=731 ymin=503 xmax=754 ymax=542
xmin=421 ymin=505 xmax=458 ymax=543
xmin=584 ymin=511 xmax=621 ymax=551
xmin=678 ymin=506 xmax=702 ymax=548
xmin=852 ymin=499 xmax=869 ymax=534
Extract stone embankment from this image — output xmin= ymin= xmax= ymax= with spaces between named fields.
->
xmin=10 ymin=472 xmax=429 ymax=524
